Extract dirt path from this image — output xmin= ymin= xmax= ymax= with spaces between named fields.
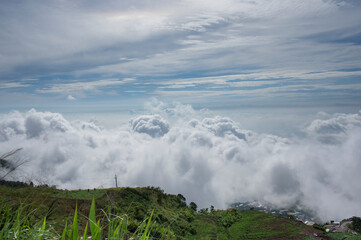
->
xmin=337 ymin=221 xmax=352 ymax=233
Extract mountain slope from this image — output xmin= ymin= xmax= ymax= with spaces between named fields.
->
xmin=0 ymin=182 xmax=356 ymax=239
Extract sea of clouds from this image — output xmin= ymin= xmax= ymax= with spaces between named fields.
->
xmin=1 ymin=101 xmax=361 ymax=221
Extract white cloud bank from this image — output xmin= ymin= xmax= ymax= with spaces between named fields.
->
xmin=1 ymin=102 xmax=361 ymax=221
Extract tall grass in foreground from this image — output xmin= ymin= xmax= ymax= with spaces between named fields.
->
xmin=0 ymin=199 xmax=176 ymax=239
xmin=0 ymin=200 xmax=54 ymax=239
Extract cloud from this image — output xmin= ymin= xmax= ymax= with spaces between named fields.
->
xmin=1 ymin=0 xmax=361 ymax=110
xmin=270 ymin=163 xmax=300 ymax=195
xmin=201 ymin=116 xmax=247 ymax=140
xmin=130 ymin=115 xmax=170 ymax=138
xmin=154 ymin=70 xmax=361 ymax=102
xmin=305 ymin=111 xmax=361 ymax=144
xmin=0 ymin=82 xmax=31 ymax=89
xmin=67 ymin=95 xmax=76 ymax=100
xmin=0 ymin=111 xmax=26 ymax=141
xmin=38 ymin=78 xmax=132 ymax=94
xmin=1 ymin=0 xmax=361 ymax=81
xmin=1 ymin=102 xmax=361 ymax=222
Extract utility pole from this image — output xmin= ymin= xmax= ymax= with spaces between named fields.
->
xmin=114 ymin=174 xmax=118 ymax=188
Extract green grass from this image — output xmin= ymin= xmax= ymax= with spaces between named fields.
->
xmin=0 ymin=183 xmax=348 ymax=239
xmin=225 ymin=210 xmax=303 ymax=239
xmin=54 ymin=189 xmax=107 ymax=200
xmin=228 ymin=213 xmax=280 ymax=239
xmin=299 ymin=231 xmax=361 ymax=240
xmin=185 ymin=214 xmax=228 ymax=240
xmin=0 ymin=198 xmax=175 ymax=239
xmin=185 ymin=209 xmax=317 ymax=240
xmin=327 ymin=232 xmax=361 ymax=240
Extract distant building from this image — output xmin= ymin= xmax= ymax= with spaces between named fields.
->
xmin=305 ymin=221 xmax=315 ymax=226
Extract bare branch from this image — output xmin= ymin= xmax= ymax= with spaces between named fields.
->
xmin=0 ymin=148 xmax=22 ymax=160
xmin=0 ymin=148 xmax=26 ymax=180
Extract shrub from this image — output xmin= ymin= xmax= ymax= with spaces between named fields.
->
xmin=351 ymin=217 xmax=361 ymax=234
xmin=189 ymin=202 xmax=197 ymax=212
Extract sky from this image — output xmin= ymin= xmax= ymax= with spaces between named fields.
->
xmin=0 ymin=0 xmax=361 ymax=112
xmin=1 ymin=0 xmax=361 ymax=221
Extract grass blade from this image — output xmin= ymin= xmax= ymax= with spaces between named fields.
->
xmin=89 ymin=197 xmax=97 ymax=237
xmin=141 ymin=210 xmax=154 ymax=240
xmin=61 ymin=221 xmax=68 ymax=240
xmin=83 ymin=222 xmax=88 ymax=240
xmin=72 ymin=204 xmax=78 ymax=240
xmin=41 ymin=217 xmax=47 ymax=231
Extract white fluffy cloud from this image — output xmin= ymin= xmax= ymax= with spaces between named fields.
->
xmin=1 ymin=103 xmax=361 ymax=221
xmin=130 ymin=115 xmax=169 ymax=138
xmin=305 ymin=111 xmax=361 ymax=144
xmin=201 ymin=117 xmax=247 ymax=140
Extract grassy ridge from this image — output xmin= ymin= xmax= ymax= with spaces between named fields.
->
xmin=1 ymin=183 xmax=360 ymax=239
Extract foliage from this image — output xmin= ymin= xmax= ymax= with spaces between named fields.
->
xmin=0 ymin=198 xmax=176 ymax=240
xmin=0 ymin=183 xmax=344 ymax=240
xmin=0 ymin=179 xmax=30 ymax=188
xmin=216 ymin=208 xmax=242 ymax=228
xmin=177 ymin=193 xmax=187 ymax=207
xmin=326 ymin=232 xmax=361 ymax=240
xmin=198 ymin=208 xmax=209 ymax=215
xmin=351 ymin=217 xmax=361 ymax=234
xmin=189 ymin=202 xmax=197 ymax=212
xmin=54 ymin=189 xmax=107 ymax=200
xmin=313 ymin=223 xmax=326 ymax=232
xmin=0 ymin=201 xmax=55 ymax=239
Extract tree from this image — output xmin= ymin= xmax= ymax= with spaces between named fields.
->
xmin=189 ymin=202 xmax=197 ymax=212
xmin=199 ymin=208 xmax=209 ymax=214
xmin=351 ymin=217 xmax=361 ymax=234
xmin=0 ymin=148 xmax=26 ymax=180
xmin=177 ymin=193 xmax=186 ymax=202
xmin=176 ymin=193 xmax=187 ymax=207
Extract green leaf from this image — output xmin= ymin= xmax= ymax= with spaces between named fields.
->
xmin=96 ymin=219 xmax=102 ymax=239
xmin=89 ymin=197 xmax=97 ymax=237
xmin=83 ymin=222 xmax=88 ymax=240
xmin=61 ymin=221 xmax=68 ymax=240
xmin=41 ymin=217 xmax=47 ymax=231
xmin=72 ymin=204 xmax=78 ymax=240
xmin=141 ymin=210 xmax=154 ymax=240
xmin=34 ymin=217 xmax=47 ymax=240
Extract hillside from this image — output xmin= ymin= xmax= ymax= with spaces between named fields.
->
xmin=0 ymin=182 xmax=360 ymax=239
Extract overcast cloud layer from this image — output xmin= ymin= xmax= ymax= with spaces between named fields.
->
xmin=0 ymin=0 xmax=361 ymax=109
xmin=1 ymin=102 xmax=361 ymax=221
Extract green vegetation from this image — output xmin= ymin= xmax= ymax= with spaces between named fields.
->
xmin=326 ymin=232 xmax=361 ymax=240
xmin=351 ymin=217 xmax=361 ymax=234
xmin=54 ymin=189 xmax=107 ymax=200
xmin=1 ymin=182 xmax=360 ymax=239
xmin=187 ymin=208 xmax=312 ymax=239
xmin=0 ymin=198 xmax=173 ymax=239
xmin=312 ymin=223 xmax=326 ymax=231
